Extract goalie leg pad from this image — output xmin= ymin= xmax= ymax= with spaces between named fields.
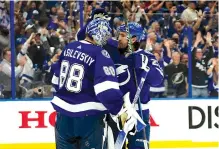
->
xmin=127 ymin=110 xmax=150 ymax=149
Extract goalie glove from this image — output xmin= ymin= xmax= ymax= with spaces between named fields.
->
xmin=118 ymin=106 xmax=146 ymax=136
xmin=111 ymin=92 xmax=146 ymax=135
xmin=111 ymin=92 xmax=137 ymax=135
xmin=117 ymin=92 xmax=134 ymax=131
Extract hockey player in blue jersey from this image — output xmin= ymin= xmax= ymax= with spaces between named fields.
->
xmin=51 ymin=18 xmax=140 ymax=149
xmin=115 ymin=22 xmax=164 ymax=149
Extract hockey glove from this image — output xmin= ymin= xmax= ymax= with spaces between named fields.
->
xmin=116 ymin=92 xmax=137 ymax=135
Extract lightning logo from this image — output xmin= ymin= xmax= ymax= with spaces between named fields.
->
xmin=115 ymin=64 xmax=131 ymax=86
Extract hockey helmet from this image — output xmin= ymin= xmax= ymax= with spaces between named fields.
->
xmin=117 ymin=22 xmax=144 ymax=42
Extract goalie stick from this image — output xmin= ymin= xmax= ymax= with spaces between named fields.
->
xmin=115 ymin=2 xmax=149 ymax=149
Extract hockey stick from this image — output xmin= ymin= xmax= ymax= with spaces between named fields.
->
xmin=115 ymin=2 xmax=149 ymax=149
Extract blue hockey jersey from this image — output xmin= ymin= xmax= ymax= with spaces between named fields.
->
xmin=51 ymin=40 xmax=123 ymax=117
xmin=116 ymin=49 xmax=164 ymax=111
xmin=150 ymin=57 xmax=171 ymax=93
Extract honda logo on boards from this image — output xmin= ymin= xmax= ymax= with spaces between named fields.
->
xmin=19 ymin=111 xmax=160 ymax=128
xmin=19 ymin=111 xmax=56 ymax=128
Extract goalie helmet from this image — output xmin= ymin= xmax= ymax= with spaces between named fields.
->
xmin=86 ymin=18 xmax=112 ymax=46
xmin=117 ymin=22 xmax=144 ymax=42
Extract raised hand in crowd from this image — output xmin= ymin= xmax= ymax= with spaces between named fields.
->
xmin=170 ymin=6 xmax=177 ymax=16
xmin=17 ymin=56 xmax=27 ymax=67
xmin=204 ymin=32 xmax=213 ymax=46
xmin=48 ymin=50 xmax=62 ymax=66
xmin=193 ymin=31 xmax=203 ymax=47
xmin=164 ymin=39 xmax=170 ymax=49
xmin=51 ymin=53 xmax=60 ymax=63
xmin=207 ymin=58 xmax=218 ymax=75
xmin=164 ymin=39 xmax=172 ymax=58
xmin=212 ymin=58 xmax=218 ymax=67
xmin=183 ymin=37 xmax=189 ymax=46
xmin=197 ymin=10 xmax=204 ymax=19
xmin=26 ymin=33 xmax=36 ymax=45
xmin=122 ymin=0 xmax=132 ymax=12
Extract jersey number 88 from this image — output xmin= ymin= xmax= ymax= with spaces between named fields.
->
xmin=59 ymin=61 xmax=85 ymax=93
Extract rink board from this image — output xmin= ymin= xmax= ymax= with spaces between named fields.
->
xmin=0 ymin=99 xmax=218 ymax=149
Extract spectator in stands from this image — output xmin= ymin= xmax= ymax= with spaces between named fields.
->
xmin=47 ymin=25 xmax=62 ymax=50
xmin=181 ymin=1 xmax=198 ymax=22
xmin=0 ymin=27 xmax=9 ymax=57
xmin=212 ymin=32 xmax=218 ymax=57
xmin=0 ymin=1 xmax=10 ymax=53
xmin=16 ymin=33 xmax=36 ymax=95
xmin=181 ymin=53 xmax=188 ymax=67
xmin=37 ymin=17 xmax=51 ymax=54
xmin=1 ymin=48 xmax=26 ymax=78
xmin=192 ymin=31 xmax=213 ymax=97
xmin=0 ymin=48 xmax=26 ymax=98
xmin=164 ymin=51 xmax=188 ymax=98
xmin=27 ymin=32 xmax=45 ymax=71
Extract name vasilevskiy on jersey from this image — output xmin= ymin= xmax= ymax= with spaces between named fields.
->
xmin=64 ymin=48 xmax=95 ymax=66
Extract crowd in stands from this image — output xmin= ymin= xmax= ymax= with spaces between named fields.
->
xmin=0 ymin=0 xmax=218 ymax=99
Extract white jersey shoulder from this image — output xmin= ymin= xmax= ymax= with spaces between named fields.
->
xmin=135 ymin=49 xmax=154 ymax=56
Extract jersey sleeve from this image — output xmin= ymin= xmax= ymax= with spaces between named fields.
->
xmin=51 ymin=48 xmax=65 ymax=92
xmin=93 ymin=49 xmax=123 ymax=115
xmin=133 ymin=52 xmax=164 ymax=87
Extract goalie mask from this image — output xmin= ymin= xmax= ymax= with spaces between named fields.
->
xmin=86 ymin=18 xmax=112 ymax=47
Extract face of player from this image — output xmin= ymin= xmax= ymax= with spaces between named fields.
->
xmin=118 ymin=32 xmax=128 ymax=49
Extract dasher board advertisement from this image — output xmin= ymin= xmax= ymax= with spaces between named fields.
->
xmin=0 ymin=100 xmax=218 ymax=149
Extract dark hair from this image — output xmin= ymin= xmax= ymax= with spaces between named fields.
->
xmin=38 ymin=17 xmax=49 ymax=27
xmin=0 ymin=26 xmax=9 ymax=36
xmin=133 ymin=41 xmax=140 ymax=51
xmin=139 ymin=41 xmax=146 ymax=50
xmin=2 ymin=47 xmax=10 ymax=58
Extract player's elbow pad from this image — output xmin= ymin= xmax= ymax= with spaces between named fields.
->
xmin=97 ymin=89 xmax=123 ymax=115
xmin=148 ymin=67 xmax=164 ymax=86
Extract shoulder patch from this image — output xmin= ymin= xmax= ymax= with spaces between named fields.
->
xmin=101 ymin=50 xmax=110 ymax=58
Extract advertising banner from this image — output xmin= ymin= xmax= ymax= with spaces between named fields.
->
xmin=0 ymin=99 xmax=218 ymax=148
